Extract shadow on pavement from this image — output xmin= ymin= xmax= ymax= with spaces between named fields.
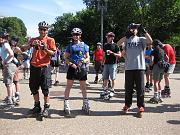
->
xmin=131 ymin=103 xmax=180 ymax=114
xmin=167 ymin=120 xmax=180 ymax=125
xmin=0 ymin=106 xmax=65 ymax=120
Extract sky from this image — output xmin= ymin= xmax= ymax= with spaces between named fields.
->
xmin=0 ymin=0 xmax=86 ymax=37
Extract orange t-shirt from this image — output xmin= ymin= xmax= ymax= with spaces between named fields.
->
xmin=29 ymin=36 xmax=56 ymax=67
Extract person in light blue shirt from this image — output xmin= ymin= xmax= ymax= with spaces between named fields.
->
xmin=0 ymin=32 xmax=17 ymax=105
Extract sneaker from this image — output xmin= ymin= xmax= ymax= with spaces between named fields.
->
xmin=122 ymin=105 xmax=130 ymax=113
xmin=138 ymin=107 xmax=144 ymax=113
xmin=138 ymin=107 xmax=144 ymax=118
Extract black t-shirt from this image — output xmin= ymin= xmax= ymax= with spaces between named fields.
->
xmin=151 ymin=47 xmax=164 ymax=64
xmin=103 ymin=43 xmax=120 ymax=64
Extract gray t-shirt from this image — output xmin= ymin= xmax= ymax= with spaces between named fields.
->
xmin=124 ymin=36 xmax=146 ymax=70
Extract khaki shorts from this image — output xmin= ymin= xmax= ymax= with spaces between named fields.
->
xmin=152 ymin=64 xmax=164 ymax=81
xmin=3 ymin=63 xmax=16 ymax=85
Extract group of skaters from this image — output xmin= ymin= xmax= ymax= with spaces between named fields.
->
xmin=0 ymin=21 xmax=176 ymax=118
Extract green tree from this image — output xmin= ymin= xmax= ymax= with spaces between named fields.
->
xmin=0 ymin=17 xmax=27 ymax=46
xmin=50 ymin=9 xmax=100 ymax=50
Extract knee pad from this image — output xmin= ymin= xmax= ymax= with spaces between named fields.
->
xmin=30 ymin=89 xmax=38 ymax=95
xmin=42 ymin=89 xmax=49 ymax=97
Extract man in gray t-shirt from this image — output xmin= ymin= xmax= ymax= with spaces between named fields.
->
xmin=117 ymin=23 xmax=152 ymax=117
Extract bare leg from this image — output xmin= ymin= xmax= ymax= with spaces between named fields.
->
xmin=64 ymin=79 xmax=74 ymax=99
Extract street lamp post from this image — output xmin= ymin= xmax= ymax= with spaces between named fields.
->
xmin=97 ymin=0 xmax=108 ymax=46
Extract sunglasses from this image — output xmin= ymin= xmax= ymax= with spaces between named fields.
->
xmin=107 ymin=35 xmax=114 ymax=37
xmin=39 ymin=28 xmax=48 ymax=31
xmin=72 ymin=33 xmax=80 ymax=36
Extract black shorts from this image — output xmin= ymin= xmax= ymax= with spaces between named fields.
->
xmin=94 ymin=61 xmax=103 ymax=73
xmin=66 ymin=66 xmax=87 ymax=81
xmin=29 ymin=65 xmax=51 ymax=91
xmin=50 ymin=60 xmax=59 ymax=67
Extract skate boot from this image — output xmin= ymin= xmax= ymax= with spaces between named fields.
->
xmin=148 ymin=97 xmax=159 ymax=104
xmin=54 ymin=81 xmax=60 ymax=86
xmin=100 ymin=89 xmax=110 ymax=100
xmin=161 ymin=86 xmax=171 ymax=98
xmin=28 ymin=101 xmax=41 ymax=117
xmin=138 ymin=107 xmax=144 ymax=118
xmin=149 ymin=83 xmax=153 ymax=91
xmin=108 ymin=89 xmax=115 ymax=99
xmin=15 ymin=92 xmax=20 ymax=102
xmin=145 ymin=82 xmax=150 ymax=92
xmin=41 ymin=104 xmax=50 ymax=118
xmin=64 ymin=100 xmax=71 ymax=117
xmin=94 ymin=76 xmax=98 ymax=84
xmin=82 ymin=99 xmax=90 ymax=115
xmin=6 ymin=97 xmax=14 ymax=105
xmin=12 ymin=96 xmax=19 ymax=106
xmin=158 ymin=98 xmax=163 ymax=103
xmin=122 ymin=105 xmax=130 ymax=114
xmin=86 ymin=81 xmax=90 ymax=86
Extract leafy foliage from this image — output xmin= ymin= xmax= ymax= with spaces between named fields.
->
xmin=0 ymin=17 xmax=27 ymax=46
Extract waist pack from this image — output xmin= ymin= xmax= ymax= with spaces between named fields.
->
xmin=158 ymin=60 xmax=170 ymax=73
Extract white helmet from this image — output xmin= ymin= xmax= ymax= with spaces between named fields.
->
xmin=71 ymin=28 xmax=82 ymax=35
xmin=38 ymin=21 xmax=49 ymax=28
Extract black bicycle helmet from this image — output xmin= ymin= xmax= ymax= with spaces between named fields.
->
xmin=38 ymin=21 xmax=49 ymax=28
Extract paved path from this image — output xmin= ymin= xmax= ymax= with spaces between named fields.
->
xmin=0 ymin=69 xmax=180 ymax=135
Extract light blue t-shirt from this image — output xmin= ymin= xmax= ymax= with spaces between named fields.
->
xmin=0 ymin=42 xmax=13 ymax=63
xmin=124 ymin=36 xmax=147 ymax=70
xmin=66 ymin=42 xmax=89 ymax=65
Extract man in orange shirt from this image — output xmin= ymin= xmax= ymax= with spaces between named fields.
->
xmin=22 ymin=21 xmax=56 ymax=117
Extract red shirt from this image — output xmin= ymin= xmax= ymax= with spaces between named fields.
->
xmin=94 ymin=48 xmax=103 ymax=61
xmin=29 ymin=36 xmax=56 ymax=67
xmin=163 ymin=44 xmax=176 ymax=64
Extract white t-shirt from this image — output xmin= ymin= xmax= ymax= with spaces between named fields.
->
xmin=0 ymin=42 xmax=13 ymax=63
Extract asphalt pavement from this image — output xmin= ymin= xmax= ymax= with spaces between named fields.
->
xmin=0 ymin=66 xmax=180 ymax=135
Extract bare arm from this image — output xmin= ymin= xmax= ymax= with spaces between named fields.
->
xmin=145 ymin=33 xmax=153 ymax=45
xmin=117 ymin=37 xmax=126 ymax=47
